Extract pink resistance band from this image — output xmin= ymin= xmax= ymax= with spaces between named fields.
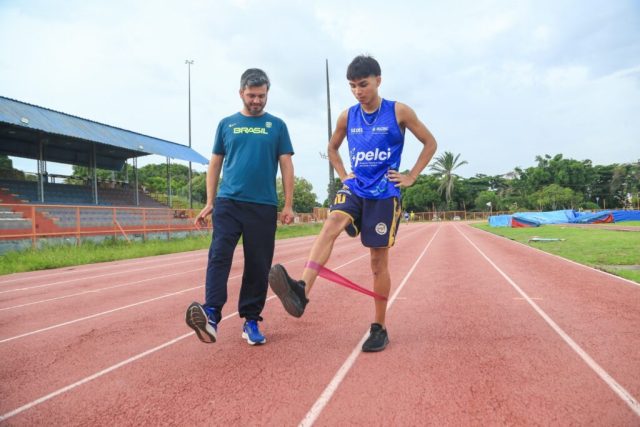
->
xmin=304 ymin=261 xmax=388 ymax=301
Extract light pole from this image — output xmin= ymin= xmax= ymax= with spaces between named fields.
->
xmin=325 ymin=59 xmax=336 ymax=204
xmin=185 ymin=59 xmax=194 ymax=209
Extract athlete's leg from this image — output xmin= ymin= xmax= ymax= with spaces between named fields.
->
xmin=300 ymin=212 xmax=351 ymax=295
xmin=369 ymin=247 xmax=390 ymax=327
xmin=269 ymin=188 xmax=359 ymax=317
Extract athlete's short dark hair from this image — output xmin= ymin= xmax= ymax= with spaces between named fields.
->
xmin=240 ymin=68 xmax=270 ymax=90
xmin=346 ymin=55 xmax=381 ymax=80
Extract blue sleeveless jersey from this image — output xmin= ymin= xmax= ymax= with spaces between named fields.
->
xmin=345 ymin=99 xmax=405 ymax=199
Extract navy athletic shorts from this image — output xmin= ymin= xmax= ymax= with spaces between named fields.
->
xmin=329 ymin=185 xmax=401 ymax=248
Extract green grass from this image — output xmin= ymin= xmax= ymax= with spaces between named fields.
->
xmin=600 ymin=220 xmax=640 ymax=227
xmin=0 ymin=223 xmax=323 ymax=276
xmin=473 ymin=224 xmax=640 ymax=283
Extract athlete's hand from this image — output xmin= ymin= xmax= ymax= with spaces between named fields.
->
xmin=388 ymin=170 xmax=417 ymax=188
xmin=281 ymin=205 xmax=295 ymax=225
xmin=341 ymin=172 xmax=355 ymax=183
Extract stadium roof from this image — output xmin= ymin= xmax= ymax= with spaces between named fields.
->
xmin=0 ymin=96 xmax=208 ymax=170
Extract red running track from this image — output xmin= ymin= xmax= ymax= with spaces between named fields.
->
xmin=0 ymin=222 xmax=638 ymax=425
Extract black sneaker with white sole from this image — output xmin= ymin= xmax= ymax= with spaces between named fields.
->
xmin=268 ymin=264 xmax=308 ymax=317
xmin=362 ymin=323 xmax=389 ymax=352
xmin=185 ymin=302 xmax=218 ymax=343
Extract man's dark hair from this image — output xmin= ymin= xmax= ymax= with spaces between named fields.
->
xmin=240 ymin=68 xmax=270 ymax=90
xmin=346 ymin=55 xmax=381 ymax=80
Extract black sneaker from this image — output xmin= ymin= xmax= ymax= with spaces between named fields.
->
xmin=268 ymin=264 xmax=309 ymax=317
xmin=362 ymin=323 xmax=389 ymax=352
xmin=185 ymin=302 xmax=218 ymax=344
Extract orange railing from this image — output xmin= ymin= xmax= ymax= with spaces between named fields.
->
xmin=0 ymin=203 xmax=511 ymax=250
xmin=0 ymin=203 xmax=211 ymax=249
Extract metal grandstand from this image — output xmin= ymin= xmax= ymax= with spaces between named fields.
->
xmin=0 ymin=95 xmax=210 ymax=252
xmin=0 ymin=95 xmax=208 ymax=205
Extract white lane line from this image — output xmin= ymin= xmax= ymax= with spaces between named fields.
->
xmin=0 ymin=286 xmax=200 ymax=344
xmin=0 ymin=267 xmax=205 ymax=312
xmin=0 ymin=236 xmax=318 ymax=294
xmin=0 ymin=250 xmax=205 ymax=286
xmin=0 ymin=235 xmax=353 ymax=311
xmin=0 ymin=258 xmax=200 ymax=295
xmin=299 ymin=225 xmax=441 ymax=427
xmin=456 ymin=225 xmax=640 ymax=417
xmin=467 ymin=224 xmax=640 ymax=288
xmin=0 ymin=308 xmax=249 ymax=423
xmin=0 ymin=236 xmax=379 ymax=422
xmin=0 ymin=234 xmax=316 ymax=287
xmin=0 ymin=240 xmax=371 ymax=344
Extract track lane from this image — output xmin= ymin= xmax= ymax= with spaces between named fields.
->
xmin=0 ymin=236 xmax=320 ymax=336
xmin=460 ymin=224 xmax=640 ymax=401
xmin=311 ymin=223 xmax=639 ymax=425
xmin=0 ymin=230 xmax=416 ymax=417
xmin=0 ymin=224 xmax=433 ymax=424
xmin=6 ymin=222 xmax=635 ymax=425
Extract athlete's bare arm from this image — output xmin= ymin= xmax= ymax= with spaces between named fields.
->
xmin=328 ymin=109 xmax=355 ymax=183
xmin=388 ymin=102 xmax=437 ymax=188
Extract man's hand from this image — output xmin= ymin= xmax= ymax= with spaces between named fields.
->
xmin=388 ymin=170 xmax=417 ymax=188
xmin=281 ymin=206 xmax=295 ymax=225
xmin=195 ymin=204 xmax=213 ymax=228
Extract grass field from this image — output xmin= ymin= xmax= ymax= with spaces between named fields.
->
xmin=473 ymin=223 xmax=640 ymax=283
xmin=600 ymin=220 xmax=640 ymax=227
xmin=0 ymin=223 xmax=323 ymax=276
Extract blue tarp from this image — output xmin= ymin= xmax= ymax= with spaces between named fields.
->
xmin=488 ymin=214 xmax=512 ymax=227
xmin=489 ymin=209 xmax=640 ymax=227
xmin=573 ymin=211 xmax=612 ymax=223
xmin=612 ymin=210 xmax=640 ymax=222
xmin=513 ymin=210 xmax=578 ymax=226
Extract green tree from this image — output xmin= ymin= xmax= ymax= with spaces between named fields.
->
xmin=401 ymin=175 xmax=441 ymax=211
xmin=276 ymin=176 xmax=318 ymax=213
xmin=324 ymin=178 xmax=343 ymax=207
xmin=474 ymin=190 xmax=499 ymax=212
xmin=0 ymin=155 xmax=12 ymax=170
xmin=0 ymin=155 xmax=25 ymax=179
xmin=429 ymin=151 xmax=468 ymax=208
xmin=189 ymin=173 xmax=208 ymax=204
xmin=528 ymin=184 xmax=582 ymax=210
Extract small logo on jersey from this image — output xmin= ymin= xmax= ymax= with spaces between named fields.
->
xmin=233 ymin=127 xmax=268 ymax=134
xmin=372 ymin=126 xmax=389 ymax=134
xmin=375 ymin=222 xmax=388 ymax=235
xmin=266 ymin=121 xmax=272 ymax=128
xmin=353 ymin=148 xmax=392 ymax=167
xmin=350 ymin=127 xmax=363 ymax=134
xmin=228 ymin=123 xmax=237 ymax=127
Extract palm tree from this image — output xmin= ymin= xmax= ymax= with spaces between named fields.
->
xmin=429 ymin=151 xmax=468 ymax=207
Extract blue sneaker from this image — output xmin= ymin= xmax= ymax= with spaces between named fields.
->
xmin=185 ymin=302 xmax=217 ymax=343
xmin=242 ymin=320 xmax=266 ymax=345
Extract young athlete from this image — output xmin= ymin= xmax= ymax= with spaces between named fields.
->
xmin=186 ymin=68 xmax=295 ymax=346
xmin=269 ymin=55 xmax=437 ymax=352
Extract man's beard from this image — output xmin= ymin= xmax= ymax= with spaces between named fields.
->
xmin=244 ymin=101 xmax=265 ymax=115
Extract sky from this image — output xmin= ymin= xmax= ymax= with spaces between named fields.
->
xmin=1 ymin=0 xmax=639 ymax=202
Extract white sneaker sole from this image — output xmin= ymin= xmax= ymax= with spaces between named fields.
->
xmin=185 ymin=303 xmax=217 ymax=344
xmin=242 ymin=331 xmax=266 ymax=346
